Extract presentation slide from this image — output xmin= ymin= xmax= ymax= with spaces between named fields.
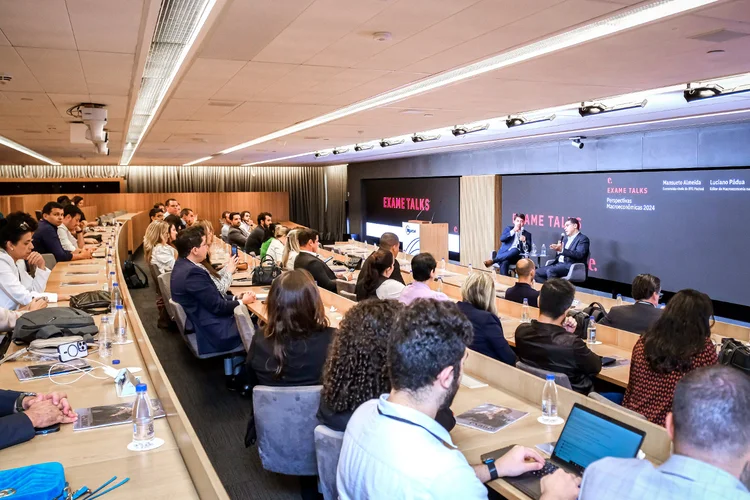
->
xmin=502 ymin=168 xmax=750 ymax=306
xmin=362 ymin=177 xmax=460 ymax=253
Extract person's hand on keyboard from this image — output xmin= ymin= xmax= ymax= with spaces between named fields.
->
xmin=539 ymin=469 xmax=581 ymax=500
xmin=495 ymin=445 xmax=545 ymax=477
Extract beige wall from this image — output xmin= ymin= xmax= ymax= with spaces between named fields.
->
xmin=459 ymin=175 xmax=502 ymax=267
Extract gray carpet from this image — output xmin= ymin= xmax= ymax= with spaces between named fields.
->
xmin=128 ymin=250 xmax=301 ymax=499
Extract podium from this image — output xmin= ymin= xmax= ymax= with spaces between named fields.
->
xmin=401 ymin=220 xmax=449 ymax=262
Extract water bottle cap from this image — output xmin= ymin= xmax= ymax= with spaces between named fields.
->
xmin=109 ymin=271 xmax=115 ymax=275
xmin=589 ymin=315 xmax=595 ymax=320
xmin=546 ymin=374 xmax=555 ymax=381
xmin=113 ymin=282 xmax=119 ymax=287
xmin=116 ymin=304 xmax=123 ymax=309
xmin=523 ymin=298 xmax=528 ymax=304
xmin=112 ymin=359 xmax=120 ymax=364
xmin=136 ymin=384 xmax=147 ymax=392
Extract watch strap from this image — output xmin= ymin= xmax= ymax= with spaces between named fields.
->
xmin=485 ymin=460 xmax=499 ymax=481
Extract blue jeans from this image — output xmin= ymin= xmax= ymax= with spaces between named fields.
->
xmin=493 ymin=247 xmax=521 ymax=276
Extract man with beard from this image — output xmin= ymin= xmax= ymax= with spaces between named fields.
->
xmin=337 ymin=299 xmax=569 ymax=500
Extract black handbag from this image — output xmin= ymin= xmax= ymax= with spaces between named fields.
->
xmin=69 ymin=290 xmax=112 ymax=314
xmin=566 ymin=302 xmax=608 ymax=340
xmin=251 ymin=256 xmax=282 ymax=286
xmin=718 ymin=338 xmax=750 ymax=374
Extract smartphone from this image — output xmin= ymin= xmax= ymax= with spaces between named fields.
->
xmin=323 ymin=256 xmax=333 ymax=264
xmin=231 ymin=245 xmax=238 ymax=257
xmin=35 ymin=423 xmax=61 ymax=435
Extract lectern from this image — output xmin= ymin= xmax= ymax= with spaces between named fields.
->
xmin=401 ymin=220 xmax=449 ymax=262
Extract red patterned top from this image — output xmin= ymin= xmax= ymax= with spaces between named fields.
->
xmin=622 ymin=336 xmax=717 ymax=426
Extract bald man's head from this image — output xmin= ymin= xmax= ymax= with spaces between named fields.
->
xmin=516 ymin=258 xmax=535 ymax=279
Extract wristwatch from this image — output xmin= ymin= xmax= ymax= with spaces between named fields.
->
xmin=483 ymin=457 xmax=499 ymax=481
xmin=15 ymin=392 xmax=36 ymax=413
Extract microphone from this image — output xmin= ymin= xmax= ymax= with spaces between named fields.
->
xmin=559 ymin=232 xmax=565 ymax=248
xmin=414 ymin=210 xmax=424 ymax=220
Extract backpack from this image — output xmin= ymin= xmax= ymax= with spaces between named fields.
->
xmin=13 ymin=307 xmax=98 ymax=344
xmin=566 ymin=302 xmax=608 ymax=340
xmin=718 ymin=338 xmax=750 ymax=375
xmin=123 ymin=251 xmax=149 ymax=289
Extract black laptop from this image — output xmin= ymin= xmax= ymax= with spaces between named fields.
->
xmin=481 ymin=403 xmax=646 ymax=500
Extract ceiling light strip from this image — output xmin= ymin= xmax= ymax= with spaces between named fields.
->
xmin=119 ymin=0 xmax=217 ymax=166
xmin=242 ymin=152 xmax=311 ymax=166
xmin=0 ymin=135 xmax=61 ymax=165
xmin=183 ymin=155 xmax=214 ymax=166
xmin=187 ymin=0 xmax=716 ymax=164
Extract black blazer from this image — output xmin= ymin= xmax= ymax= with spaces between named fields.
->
xmin=515 ymin=320 xmax=601 ymax=394
xmin=504 ymin=282 xmax=539 ymax=308
xmin=294 ymin=252 xmax=338 ymax=293
xmin=600 ymin=302 xmax=662 ymax=335
xmin=355 ymin=258 xmax=404 ymax=300
xmin=244 ymin=226 xmax=267 ymax=255
xmin=247 ymin=326 xmax=335 ymax=388
xmin=0 ymin=390 xmax=35 ymax=450
xmin=456 ymin=301 xmax=516 ymax=366
xmin=226 ymin=227 xmax=247 ymax=249
xmin=554 ymin=233 xmax=590 ymax=266
xmin=170 ymin=258 xmax=241 ymax=354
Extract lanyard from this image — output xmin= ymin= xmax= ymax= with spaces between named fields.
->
xmin=377 ymin=407 xmax=450 ymax=447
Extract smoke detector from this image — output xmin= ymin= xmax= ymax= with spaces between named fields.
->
xmin=372 ymin=31 xmax=392 ymax=42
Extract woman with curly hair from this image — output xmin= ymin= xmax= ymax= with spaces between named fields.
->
xmin=317 ymin=299 xmax=455 ymax=432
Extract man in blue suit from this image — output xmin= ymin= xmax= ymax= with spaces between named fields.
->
xmin=0 ymin=390 xmax=77 ymax=450
xmin=536 ymin=218 xmax=590 ymax=283
xmin=171 ymin=226 xmax=256 ymax=355
xmin=484 ymin=214 xmax=532 ymax=276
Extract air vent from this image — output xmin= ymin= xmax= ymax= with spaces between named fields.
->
xmin=688 ymin=29 xmax=750 ymax=43
xmin=0 ymin=74 xmax=12 ymax=83
xmin=207 ymin=101 xmax=239 ymax=107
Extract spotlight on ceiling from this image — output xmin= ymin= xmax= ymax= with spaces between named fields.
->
xmin=332 ymin=147 xmax=349 ymax=155
xmin=354 ymin=143 xmax=375 ymax=152
xmin=505 ymin=114 xmax=556 ymax=128
xmin=379 ymin=138 xmax=406 ymax=148
xmin=683 ymin=83 xmax=750 ymax=102
xmin=451 ymin=123 xmax=489 ymax=136
xmin=569 ymin=136 xmax=586 ymax=149
xmin=313 ymin=150 xmax=330 ymax=158
xmin=411 ymin=133 xmax=441 ymax=143
xmin=578 ymin=100 xmax=647 ymax=117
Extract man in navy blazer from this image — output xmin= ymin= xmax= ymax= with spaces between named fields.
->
xmin=484 ymin=214 xmax=532 ymax=276
xmin=171 ymin=226 xmax=256 ymax=355
xmin=536 ymin=217 xmax=590 ymax=282
xmin=0 ymin=390 xmax=77 ymax=450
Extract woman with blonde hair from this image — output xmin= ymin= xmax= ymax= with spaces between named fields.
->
xmin=193 ymin=220 xmax=236 ymax=294
xmin=456 ymin=271 xmax=515 ymax=365
xmin=143 ymin=220 xmax=176 ymax=275
xmin=281 ymin=229 xmax=301 ymax=271
xmin=264 ymin=224 xmax=288 ymax=263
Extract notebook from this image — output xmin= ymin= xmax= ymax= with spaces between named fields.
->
xmin=73 ymin=399 xmax=166 ymax=431
xmin=456 ymin=403 xmax=528 ymax=433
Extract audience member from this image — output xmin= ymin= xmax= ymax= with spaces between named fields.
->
xmin=357 ymin=250 xmax=405 ymax=301
xmin=514 ymin=279 xmax=601 ymax=394
xmin=622 ymin=289 xmax=717 ymax=426
xmin=282 ymin=229 xmax=301 ymax=271
xmin=180 ymin=208 xmax=195 ymax=228
xmin=246 ymin=269 xmax=334 ymax=388
xmin=0 ymin=213 xmax=51 ymax=310
xmin=355 ymin=233 xmax=404 ymax=298
xmin=337 ymin=299 xmax=553 ymax=499
xmin=239 ymin=211 xmax=253 ymax=236
xmin=457 ymin=272 xmax=516 ymax=366
xmin=244 ymin=212 xmax=272 ymax=255
xmin=220 ymin=211 xmax=231 ymax=241
xmin=398 ymin=252 xmax=450 ymax=305
xmin=580 ymin=365 xmax=750 ymax=499
xmin=56 ymin=195 xmax=71 ymax=206
xmin=165 ymin=198 xmax=181 ymax=218
xmin=0 ymin=390 xmax=77 ymax=450
xmin=226 ymin=212 xmax=248 ymax=248
xmin=294 ymin=229 xmax=345 ymax=293
xmin=72 ymin=196 xmax=85 ymax=208
xmin=153 ymin=202 xmax=166 ymax=212
xmin=317 ymin=299 xmax=457 ymax=432
xmin=484 ymin=213 xmax=532 ymax=276
xmin=536 ymin=217 xmax=590 ymax=283
xmin=264 ymin=224 xmax=288 ymax=263
xmin=0 ymin=301 xmax=46 ymax=332
xmin=504 ymin=258 xmax=539 ymax=308
xmin=171 ymin=227 xmax=255 ymax=355
xmin=193 ymin=220 xmax=236 ymax=294
xmin=144 ymin=221 xmax=177 ymax=275
xmin=57 ymin=205 xmax=86 ymax=252
xmin=600 ymin=274 xmax=663 ymax=335
xmin=149 ymin=207 xmax=164 ymax=222
xmin=32 ymin=202 xmax=92 ymax=262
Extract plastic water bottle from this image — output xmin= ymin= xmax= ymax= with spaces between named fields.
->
xmin=440 ymin=258 xmax=446 ymax=271
xmin=108 ymin=271 xmax=116 ymax=294
xmin=437 ymin=276 xmax=443 ymax=293
xmin=468 ymin=264 xmax=473 ymax=275
xmin=106 ymin=258 xmax=113 ymax=277
xmin=540 ymin=245 xmax=547 ymax=258
xmin=542 ymin=375 xmax=558 ymax=421
xmin=98 ymin=315 xmax=113 ymax=359
xmin=111 ymin=282 xmax=121 ymax=311
xmin=114 ymin=304 xmax=127 ymax=343
xmin=132 ymin=384 xmax=155 ymax=446
xmin=616 ymin=294 xmax=623 ymax=306
xmin=521 ymin=298 xmax=530 ymax=323
xmin=531 ymin=243 xmax=537 ymax=256
xmin=587 ymin=316 xmax=597 ymax=343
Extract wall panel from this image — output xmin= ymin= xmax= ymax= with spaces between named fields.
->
xmin=459 ymin=175 xmax=502 ymax=266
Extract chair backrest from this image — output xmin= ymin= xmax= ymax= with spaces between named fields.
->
xmin=158 ymin=272 xmax=175 ymax=320
xmin=340 ymin=290 xmax=357 ymax=301
xmin=253 ymin=385 xmax=323 ymax=476
xmin=568 ymin=263 xmax=587 ymax=283
xmin=314 ymin=425 xmax=345 ymax=500
xmin=335 ymin=279 xmax=355 ymax=295
xmin=149 ymin=264 xmax=161 ymax=296
xmin=516 ymin=360 xmax=572 ymax=390
xmin=41 ymin=253 xmax=56 ymax=271
xmin=589 ymin=392 xmax=646 ymax=420
xmin=233 ymin=304 xmax=255 ymax=352
xmin=169 ymin=298 xmax=188 ymax=337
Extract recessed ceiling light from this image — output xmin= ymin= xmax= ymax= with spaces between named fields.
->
xmin=372 ymin=31 xmax=392 ymax=42
xmin=185 ymin=0 xmax=717 ymax=166
xmin=0 ymin=134 xmax=60 ymax=165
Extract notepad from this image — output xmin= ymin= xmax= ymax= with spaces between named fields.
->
xmin=60 ymin=281 xmax=99 ymax=286
xmin=461 ymin=374 xmax=488 ymax=389
xmin=15 ymin=359 xmax=91 ymax=381
xmin=73 ymin=399 xmax=165 ymax=431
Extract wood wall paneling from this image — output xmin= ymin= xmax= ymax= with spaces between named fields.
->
xmin=460 ymin=175 xmax=500 ymax=266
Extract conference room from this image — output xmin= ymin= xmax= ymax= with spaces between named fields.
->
xmin=1 ymin=0 xmax=749 ymax=499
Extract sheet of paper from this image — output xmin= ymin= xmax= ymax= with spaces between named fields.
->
xmin=461 ymin=374 xmax=488 ymax=389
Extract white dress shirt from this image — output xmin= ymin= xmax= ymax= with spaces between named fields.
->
xmin=57 ymin=225 xmax=78 ymax=252
xmin=239 ymin=222 xmax=252 ymax=237
xmin=558 ymin=232 xmax=579 ymax=263
xmin=0 ymin=250 xmax=51 ymax=310
xmin=337 ymin=395 xmax=487 ymax=500
xmin=0 ymin=307 xmax=23 ymax=333
xmin=266 ymin=238 xmax=285 ymax=264
xmin=151 ymin=244 xmax=176 ymax=275
xmin=376 ymin=279 xmax=405 ymax=300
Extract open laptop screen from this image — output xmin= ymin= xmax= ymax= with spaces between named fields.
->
xmin=551 ymin=403 xmax=646 ymax=474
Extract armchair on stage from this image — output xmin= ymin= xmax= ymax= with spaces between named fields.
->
xmin=401 ymin=220 xmax=448 ymax=262
xmin=543 ymin=258 xmax=588 ymax=283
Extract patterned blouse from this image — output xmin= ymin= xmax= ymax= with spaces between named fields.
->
xmin=622 ymin=336 xmax=717 ymax=426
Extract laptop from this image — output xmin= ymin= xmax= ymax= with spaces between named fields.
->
xmin=481 ymin=403 xmax=646 ymax=500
